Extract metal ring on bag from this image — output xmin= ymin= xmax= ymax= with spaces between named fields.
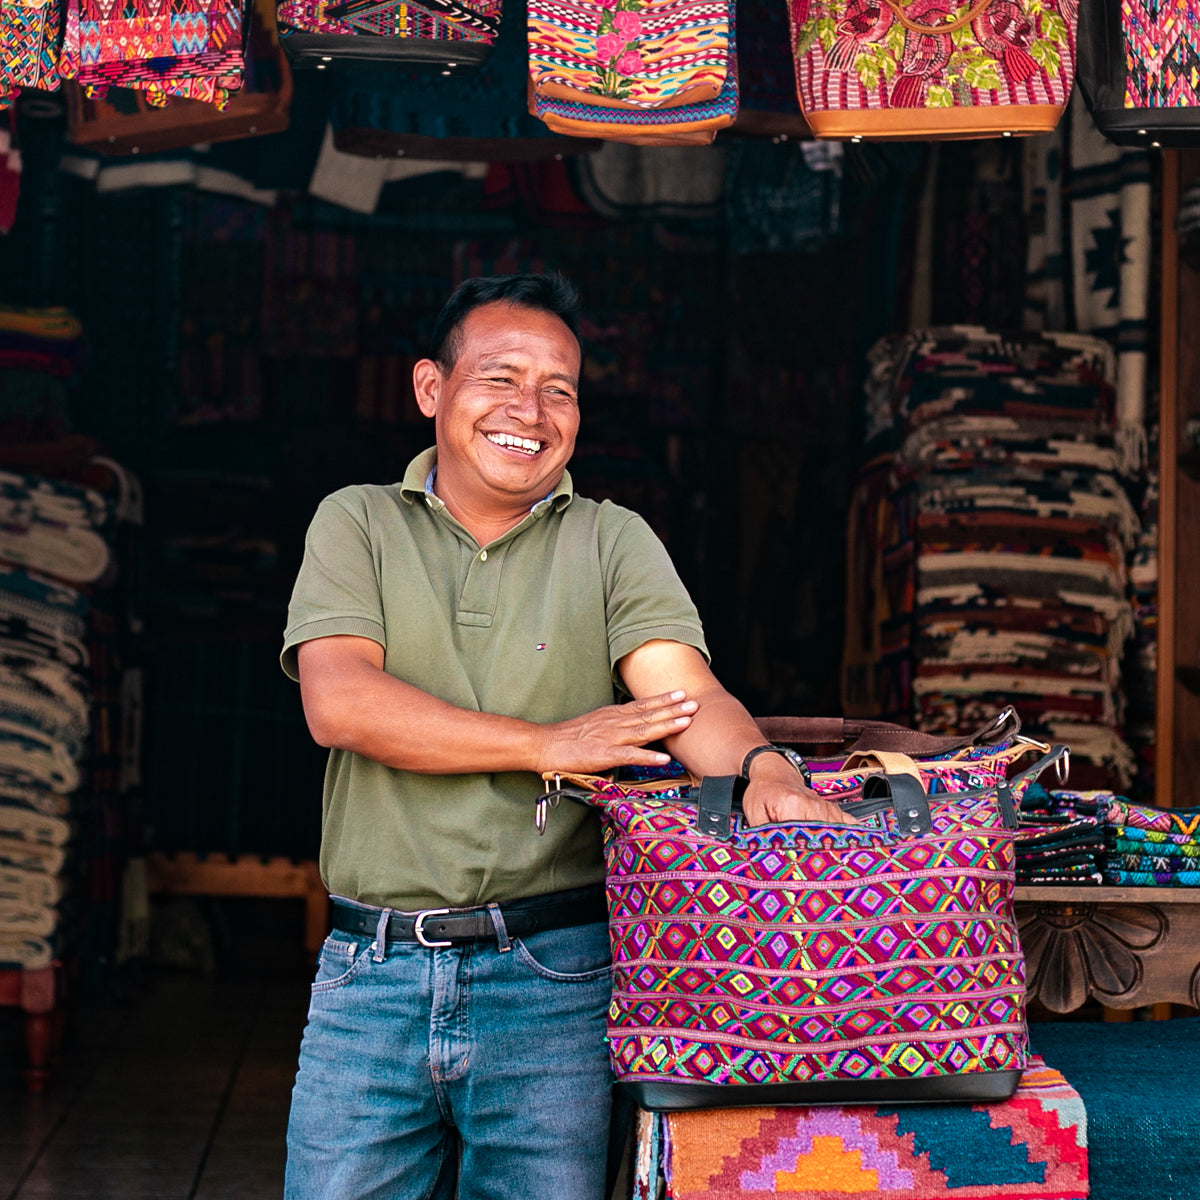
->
xmin=1055 ymin=748 xmax=1070 ymax=785
xmin=1015 ymin=733 xmax=1052 ymax=754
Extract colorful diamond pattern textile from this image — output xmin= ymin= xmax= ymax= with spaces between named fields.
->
xmin=1122 ymin=0 xmax=1200 ymax=107
xmin=570 ymin=757 xmax=1037 ymax=1095
xmin=61 ymin=0 xmax=246 ymax=107
xmin=276 ymin=0 xmax=502 ymax=44
xmin=641 ymin=1057 xmax=1088 ymax=1200
xmin=0 ymin=0 xmax=61 ymax=97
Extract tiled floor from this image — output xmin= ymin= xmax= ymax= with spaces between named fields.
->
xmin=0 ymin=917 xmax=310 ymax=1200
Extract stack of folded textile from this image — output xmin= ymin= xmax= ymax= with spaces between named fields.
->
xmin=0 ymin=562 xmax=86 ymax=968
xmin=848 ymin=327 xmax=1140 ymax=790
xmin=1098 ymin=794 xmax=1200 ymax=886
xmin=528 ymin=0 xmax=738 ymax=145
xmin=1015 ymin=784 xmax=1106 ymax=885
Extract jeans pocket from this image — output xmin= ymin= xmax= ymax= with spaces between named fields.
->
xmin=513 ymin=921 xmax=613 ymax=983
xmin=311 ymin=934 xmax=372 ymax=993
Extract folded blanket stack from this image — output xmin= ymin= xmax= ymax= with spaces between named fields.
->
xmin=0 ymin=560 xmax=89 ymax=969
xmin=1019 ymin=788 xmax=1200 ymax=887
xmin=0 ymin=309 xmax=144 ymax=972
xmin=1098 ymin=794 xmax=1200 ymax=886
xmin=846 ymin=327 xmax=1139 ymax=790
xmin=1015 ymin=783 xmax=1106 ymax=885
xmin=633 ymin=1056 xmax=1088 ymax=1200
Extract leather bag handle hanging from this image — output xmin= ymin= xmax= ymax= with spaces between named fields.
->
xmin=882 ymin=0 xmax=993 ymax=37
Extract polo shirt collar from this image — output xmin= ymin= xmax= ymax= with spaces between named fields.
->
xmin=398 ymin=446 xmax=574 ymax=518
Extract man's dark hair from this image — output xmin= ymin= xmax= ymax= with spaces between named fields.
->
xmin=428 ymin=273 xmax=581 ymax=371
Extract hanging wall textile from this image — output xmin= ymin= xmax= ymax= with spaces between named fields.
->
xmin=527 ymin=0 xmax=729 ymax=111
xmin=636 ymin=1057 xmax=1088 ymax=1200
xmin=59 ymin=0 xmax=247 ymax=108
xmin=276 ymin=0 xmax=502 ymax=71
xmin=530 ymin=0 xmax=736 ymax=143
xmin=1077 ymin=0 xmax=1200 ymax=146
xmin=788 ymin=0 xmax=1077 ymax=140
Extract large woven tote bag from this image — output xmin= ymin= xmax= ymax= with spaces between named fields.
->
xmin=788 ymin=0 xmax=1077 ymax=139
xmin=541 ymin=732 xmax=1067 ymax=1112
xmin=1077 ymin=0 xmax=1200 ymax=147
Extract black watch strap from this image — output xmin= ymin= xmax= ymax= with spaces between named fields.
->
xmin=739 ymin=744 xmax=812 ymax=785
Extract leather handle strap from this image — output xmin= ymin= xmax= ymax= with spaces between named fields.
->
xmin=756 ymin=706 xmax=1020 ymax=756
xmin=841 ymin=749 xmax=924 ymax=780
xmin=882 ymin=0 xmax=992 ymax=36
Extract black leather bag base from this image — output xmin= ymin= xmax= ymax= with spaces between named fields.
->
xmin=623 ymin=1069 xmax=1024 ymax=1113
xmin=281 ymin=34 xmax=491 ymax=72
xmin=1076 ymin=0 xmax=1200 ymax=146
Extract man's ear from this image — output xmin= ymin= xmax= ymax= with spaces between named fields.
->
xmin=412 ymin=359 xmax=441 ymax=418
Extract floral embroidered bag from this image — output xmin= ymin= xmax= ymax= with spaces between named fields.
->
xmin=529 ymin=0 xmax=737 ymax=143
xmin=1076 ymin=0 xmax=1200 ymax=147
xmin=528 ymin=0 xmax=729 ymax=110
xmin=788 ymin=0 xmax=1077 ymax=140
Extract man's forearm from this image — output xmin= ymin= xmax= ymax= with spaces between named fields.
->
xmin=302 ymin=652 xmax=544 ymax=774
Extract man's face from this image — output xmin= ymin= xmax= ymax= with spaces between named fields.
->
xmin=417 ymin=301 xmax=582 ymax=516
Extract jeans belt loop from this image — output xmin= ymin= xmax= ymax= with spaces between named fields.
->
xmin=486 ymin=902 xmax=511 ymax=952
xmin=413 ymin=908 xmax=452 ymax=948
xmin=372 ymin=907 xmax=392 ymax=962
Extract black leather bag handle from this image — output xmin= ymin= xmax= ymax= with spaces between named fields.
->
xmin=694 ymin=773 xmax=933 ymax=842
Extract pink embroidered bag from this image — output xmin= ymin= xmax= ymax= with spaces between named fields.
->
xmin=540 ymin=709 xmax=1065 ymax=1111
xmin=788 ymin=0 xmax=1077 ymax=140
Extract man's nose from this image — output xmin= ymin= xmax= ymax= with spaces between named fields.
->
xmin=505 ymin=384 xmax=544 ymax=422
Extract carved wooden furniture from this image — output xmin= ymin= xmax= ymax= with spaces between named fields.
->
xmin=1016 ymin=886 xmax=1200 ymax=1013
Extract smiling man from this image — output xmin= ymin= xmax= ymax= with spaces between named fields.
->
xmin=280 ymin=274 xmax=845 ymax=1200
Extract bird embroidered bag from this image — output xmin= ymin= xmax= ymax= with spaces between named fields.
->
xmin=541 ymin=725 xmax=1066 ymax=1110
xmin=788 ymin=0 xmax=1077 ymax=140
xmin=1076 ymin=0 xmax=1200 ymax=147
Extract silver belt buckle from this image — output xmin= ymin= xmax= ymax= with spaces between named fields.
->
xmin=413 ymin=908 xmax=452 ymax=948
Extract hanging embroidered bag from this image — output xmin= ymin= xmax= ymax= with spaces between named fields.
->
xmin=1076 ymin=0 xmax=1200 ymax=147
xmin=539 ymin=721 xmax=1066 ymax=1111
xmin=530 ymin=0 xmax=737 ymax=144
xmin=527 ymin=0 xmax=729 ymax=111
xmin=788 ymin=0 xmax=1076 ymax=140
xmin=276 ymin=0 xmax=502 ymax=72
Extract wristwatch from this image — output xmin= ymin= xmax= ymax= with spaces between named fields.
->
xmin=739 ymin=744 xmax=812 ymax=786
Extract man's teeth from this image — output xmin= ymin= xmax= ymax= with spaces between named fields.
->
xmin=487 ymin=433 xmax=541 ymax=454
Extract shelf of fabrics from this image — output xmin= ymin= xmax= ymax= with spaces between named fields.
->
xmin=0 ymin=310 xmax=143 ymax=1088
xmin=842 ymin=326 xmax=1143 ymax=795
xmin=0 ymin=455 xmax=142 ymax=1088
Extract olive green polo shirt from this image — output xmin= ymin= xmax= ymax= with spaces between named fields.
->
xmin=281 ymin=447 xmax=708 ymax=910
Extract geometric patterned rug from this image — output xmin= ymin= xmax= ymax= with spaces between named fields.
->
xmin=634 ymin=1057 xmax=1088 ymax=1199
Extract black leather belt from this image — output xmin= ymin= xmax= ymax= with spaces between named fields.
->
xmin=330 ymin=884 xmax=608 ymax=948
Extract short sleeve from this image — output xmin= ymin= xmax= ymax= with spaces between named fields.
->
xmin=280 ymin=493 xmax=387 ymax=681
xmin=601 ymin=509 xmax=709 ymax=680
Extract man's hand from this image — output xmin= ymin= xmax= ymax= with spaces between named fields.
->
xmin=742 ymin=753 xmax=857 ymax=826
xmin=534 ymin=690 xmax=698 ymax=776
xmin=742 ymin=778 xmax=856 ymax=826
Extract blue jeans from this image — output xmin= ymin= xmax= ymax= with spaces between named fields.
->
xmin=284 ymin=912 xmax=614 ymax=1200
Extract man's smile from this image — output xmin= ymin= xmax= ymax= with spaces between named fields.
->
xmin=485 ymin=432 xmax=544 ymax=455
